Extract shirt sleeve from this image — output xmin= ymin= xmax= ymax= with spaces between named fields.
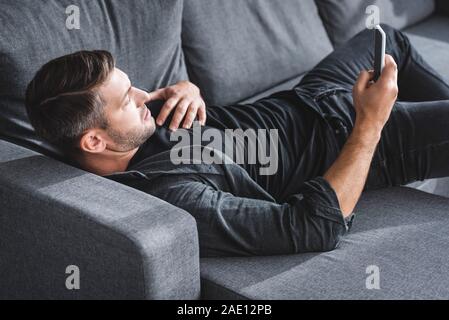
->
xmin=150 ymin=175 xmax=354 ymax=257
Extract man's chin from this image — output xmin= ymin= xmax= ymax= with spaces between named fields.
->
xmin=146 ymin=117 xmax=157 ymax=137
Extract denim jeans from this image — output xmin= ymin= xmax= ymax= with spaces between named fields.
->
xmin=297 ymin=24 xmax=449 ymax=190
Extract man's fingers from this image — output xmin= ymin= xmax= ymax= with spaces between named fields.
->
xmin=150 ymin=82 xmax=206 ymax=128
xmin=377 ymin=55 xmax=399 ymax=99
xmin=146 ymin=88 xmax=165 ymax=102
xmin=182 ymin=103 xmax=199 ymax=129
xmin=157 ymin=96 xmax=179 ymax=125
xmin=354 ymin=70 xmax=372 ymax=93
xmin=169 ymin=98 xmax=191 ymax=131
xmin=379 ymin=54 xmax=398 ymax=84
xmin=197 ymin=101 xmax=207 ymax=125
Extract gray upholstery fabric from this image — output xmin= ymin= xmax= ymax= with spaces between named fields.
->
xmin=1 ymin=0 xmax=448 ymax=300
xmin=404 ymin=15 xmax=449 ymax=82
xmin=201 ymin=187 xmax=449 ymax=300
xmin=182 ymin=0 xmax=333 ymax=106
xmin=0 ymin=0 xmax=187 ymax=159
xmin=316 ymin=0 xmax=436 ymax=47
xmin=0 ymin=139 xmax=200 ymax=299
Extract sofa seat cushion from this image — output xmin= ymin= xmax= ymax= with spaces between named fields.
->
xmin=316 ymin=0 xmax=436 ymax=47
xmin=404 ymin=15 xmax=449 ymax=83
xmin=0 ymin=0 xmax=187 ymax=159
xmin=182 ymin=0 xmax=333 ymax=106
xmin=201 ymin=186 xmax=449 ymax=299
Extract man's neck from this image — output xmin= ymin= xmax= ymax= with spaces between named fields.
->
xmin=78 ymin=147 xmax=140 ymax=176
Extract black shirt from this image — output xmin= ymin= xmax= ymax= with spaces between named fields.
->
xmin=108 ymin=89 xmax=354 ymax=257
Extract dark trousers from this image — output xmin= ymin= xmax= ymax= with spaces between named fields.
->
xmin=297 ymin=24 xmax=449 ymax=190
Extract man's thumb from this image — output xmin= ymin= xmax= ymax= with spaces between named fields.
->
xmin=146 ymin=88 xmax=165 ymax=102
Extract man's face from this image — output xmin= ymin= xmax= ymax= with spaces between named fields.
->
xmin=98 ymin=68 xmax=156 ymax=152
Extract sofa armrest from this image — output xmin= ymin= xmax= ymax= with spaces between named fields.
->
xmin=0 ymin=139 xmax=200 ymax=299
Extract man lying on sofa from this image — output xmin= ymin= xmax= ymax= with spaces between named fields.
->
xmin=25 ymin=25 xmax=449 ymax=257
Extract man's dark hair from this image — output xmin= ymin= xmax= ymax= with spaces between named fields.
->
xmin=25 ymin=50 xmax=115 ymax=155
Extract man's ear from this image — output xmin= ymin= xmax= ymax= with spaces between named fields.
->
xmin=79 ymin=129 xmax=107 ymax=154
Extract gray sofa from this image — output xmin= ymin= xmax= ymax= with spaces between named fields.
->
xmin=1 ymin=0 xmax=449 ymax=299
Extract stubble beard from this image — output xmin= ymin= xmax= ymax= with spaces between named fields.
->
xmin=106 ymin=119 xmax=155 ymax=152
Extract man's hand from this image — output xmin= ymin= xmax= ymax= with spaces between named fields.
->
xmin=352 ymin=54 xmax=399 ymax=134
xmin=323 ymin=55 xmax=399 ymax=217
xmin=147 ymin=80 xmax=207 ymax=131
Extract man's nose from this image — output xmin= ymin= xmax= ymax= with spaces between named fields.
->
xmin=135 ymin=88 xmax=150 ymax=107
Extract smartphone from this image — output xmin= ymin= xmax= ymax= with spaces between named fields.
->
xmin=373 ymin=25 xmax=386 ymax=82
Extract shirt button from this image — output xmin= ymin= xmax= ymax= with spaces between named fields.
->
xmin=335 ymin=129 xmax=340 ymax=134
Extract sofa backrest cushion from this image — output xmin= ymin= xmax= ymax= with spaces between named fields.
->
xmin=182 ymin=0 xmax=334 ymax=106
xmin=0 ymin=0 xmax=187 ymax=159
xmin=316 ymin=0 xmax=436 ymax=47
